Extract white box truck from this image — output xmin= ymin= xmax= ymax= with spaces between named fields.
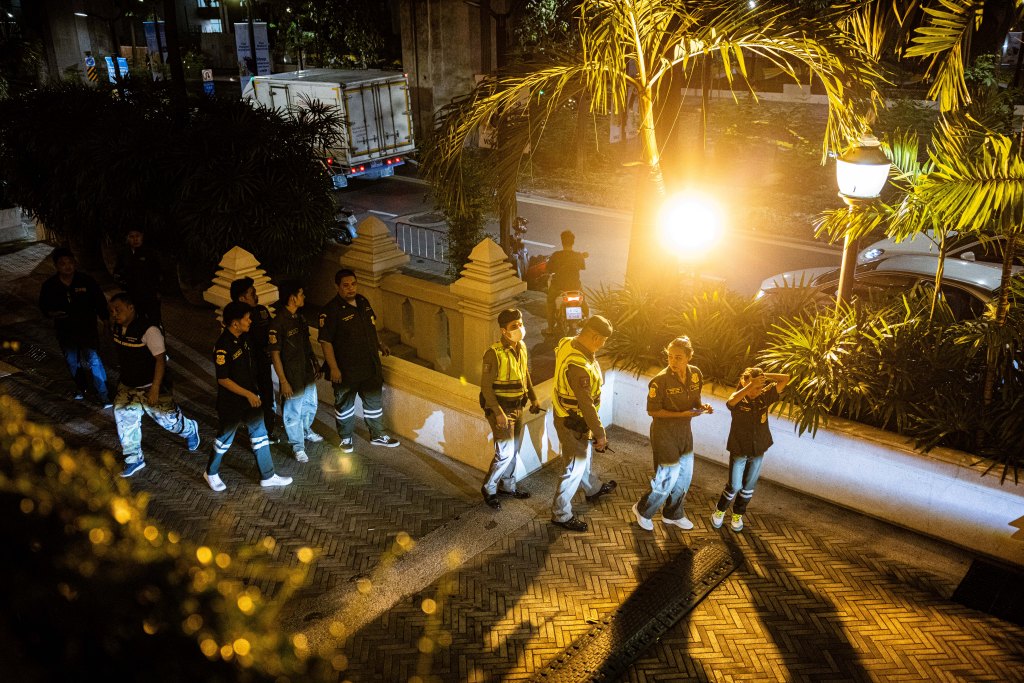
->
xmin=242 ymin=69 xmax=415 ymax=188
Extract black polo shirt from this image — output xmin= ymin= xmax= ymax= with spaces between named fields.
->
xmin=214 ymin=329 xmax=259 ymax=417
xmin=269 ymin=308 xmax=315 ymax=389
xmin=38 ymin=272 xmax=108 ymax=348
xmin=247 ymin=304 xmax=272 ymax=363
xmin=647 ymin=365 xmax=703 ymax=419
xmin=726 ymin=386 xmax=780 ymax=457
xmin=318 ymin=293 xmax=381 ymax=384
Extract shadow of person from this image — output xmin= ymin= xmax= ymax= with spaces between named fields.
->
xmin=719 ymin=533 xmax=871 ymax=682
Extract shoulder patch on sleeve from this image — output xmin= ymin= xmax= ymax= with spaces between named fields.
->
xmin=649 ymin=385 xmax=657 ymax=399
xmin=268 ymin=330 xmax=277 ymax=345
xmin=215 ymin=350 xmax=226 ymax=366
xmin=319 ymin=313 xmax=327 ymax=327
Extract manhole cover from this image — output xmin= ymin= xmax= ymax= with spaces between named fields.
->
xmin=532 ymin=541 xmax=740 ymax=682
xmin=406 ymin=212 xmax=446 ymax=226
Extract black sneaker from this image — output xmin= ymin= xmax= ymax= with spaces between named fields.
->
xmin=498 ymin=488 xmax=531 ymax=499
xmin=481 ymin=487 xmax=501 ymax=510
xmin=584 ymin=480 xmax=617 ymax=503
xmin=370 ymin=435 xmax=400 ymax=448
xmin=552 ymin=516 xmax=588 ymax=532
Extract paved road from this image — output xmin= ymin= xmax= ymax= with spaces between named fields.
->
xmin=335 ymin=175 xmax=842 ymax=295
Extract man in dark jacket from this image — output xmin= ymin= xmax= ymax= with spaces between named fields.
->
xmin=113 ymin=228 xmax=162 ymax=325
xmin=38 ymin=247 xmax=111 ymax=406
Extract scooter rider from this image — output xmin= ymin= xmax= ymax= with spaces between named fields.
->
xmin=544 ymin=230 xmax=588 ymax=335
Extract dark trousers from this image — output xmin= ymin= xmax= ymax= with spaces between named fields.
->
xmin=255 ymin=360 xmax=277 ymax=435
xmin=208 ymin=408 xmax=275 ymax=480
xmin=332 ymin=375 xmax=384 ymax=439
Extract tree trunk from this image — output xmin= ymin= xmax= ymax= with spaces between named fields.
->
xmin=574 ymin=90 xmax=591 ymax=172
xmin=624 ymin=91 xmax=671 ymax=288
xmin=981 ymin=231 xmax=1018 ymax=407
xmin=929 ymin=231 xmax=949 ymax=322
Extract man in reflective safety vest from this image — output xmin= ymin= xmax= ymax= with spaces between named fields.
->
xmin=550 ymin=315 xmax=617 ymax=533
xmin=479 ymin=309 xmax=541 ymax=510
xmin=109 ymin=292 xmax=199 ymax=478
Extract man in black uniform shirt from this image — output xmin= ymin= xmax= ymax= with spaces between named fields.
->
xmin=38 ymin=247 xmax=111 ymax=406
xmin=230 ymin=277 xmax=278 ymax=440
xmin=113 ymin=228 xmax=162 ymax=325
xmin=318 ymin=269 xmax=400 ymax=453
xmin=207 ymin=301 xmax=292 ymax=491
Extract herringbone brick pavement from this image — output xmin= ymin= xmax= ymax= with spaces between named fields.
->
xmin=337 ymin=430 xmax=1024 ymax=682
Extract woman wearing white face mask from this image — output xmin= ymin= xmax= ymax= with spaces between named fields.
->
xmin=479 ymin=308 xmax=542 ymax=510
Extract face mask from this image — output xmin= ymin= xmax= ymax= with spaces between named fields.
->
xmin=506 ymin=326 xmax=525 ymax=344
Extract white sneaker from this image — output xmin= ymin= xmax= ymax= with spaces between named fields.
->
xmin=730 ymin=514 xmax=744 ymax=532
xmin=295 ymin=451 xmax=309 ymax=463
xmin=663 ymin=515 xmax=694 ymax=530
xmin=204 ymin=472 xmax=226 ymax=492
xmin=711 ymin=510 xmax=725 ymax=529
xmin=260 ymin=473 xmax=293 ymax=488
xmin=631 ymin=502 xmax=654 ymax=531
xmin=305 ymin=431 xmax=324 ymax=443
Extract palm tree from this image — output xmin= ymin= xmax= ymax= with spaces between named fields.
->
xmin=423 ymin=0 xmax=880 ymax=285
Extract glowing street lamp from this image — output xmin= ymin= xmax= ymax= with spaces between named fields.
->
xmin=835 ymin=134 xmax=889 ymax=305
xmin=659 ymin=193 xmax=723 ymax=286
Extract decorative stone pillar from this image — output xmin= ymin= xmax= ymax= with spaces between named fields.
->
xmin=450 ymin=238 xmax=526 ymax=385
xmin=203 ymin=246 xmax=278 ymax=319
xmin=339 ymin=215 xmax=410 ymax=288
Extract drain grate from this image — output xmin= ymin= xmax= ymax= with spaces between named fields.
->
xmin=532 ymin=541 xmax=740 ymax=682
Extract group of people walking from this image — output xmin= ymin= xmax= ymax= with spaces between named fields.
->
xmin=477 ymin=311 xmax=789 ymax=533
xmin=39 ymin=234 xmax=400 ymax=491
xmin=40 ymin=234 xmax=788 ymax=528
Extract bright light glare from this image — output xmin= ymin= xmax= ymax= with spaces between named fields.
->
xmin=659 ymin=194 xmax=724 ymax=258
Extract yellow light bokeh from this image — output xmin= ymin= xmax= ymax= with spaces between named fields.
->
xmin=297 ymin=547 xmax=314 ymax=563
xmin=237 ymin=595 xmax=255 ymax=613
xmin=196 ymin=546 xmax=213 ymax=564
xmin=232 ymin=638 xmax=251 ymax=656
xmin=421 ymin=598 xmax=437 ymax=614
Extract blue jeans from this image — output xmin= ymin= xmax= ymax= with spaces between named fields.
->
xmin=550 ymin=416 xmax=604 ymax=522
xmin=482 ymin=408 xmax=525 ymax=495
xmin=333 ymin=376 xmax=384 ymax=439
xmin=282 ymin=382 xmax=318 ymax=453
xmin=62 ymin=346 xmax=109 ymax=402
xmin=636 ymin=454 xmax=694 ymax=521
xmin=207 ymin=409 xmax=276 ymax=481
xmin=715 ymin=454 xmax=765 ymax=515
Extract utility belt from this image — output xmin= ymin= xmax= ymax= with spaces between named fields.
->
xmin=479 ymin=392 xmax=528 ymax=414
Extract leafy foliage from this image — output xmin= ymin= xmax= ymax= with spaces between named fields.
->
xmin=0 ymin=395 xmax=347 ymax=680
xmin=0 ymin=81 xmax=336 ymax=278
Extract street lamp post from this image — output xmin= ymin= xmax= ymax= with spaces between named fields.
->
xmin=245 ymin=0 xmax=257 ymax=80
xmin=835 ymin=135 xmax=890 ymax=306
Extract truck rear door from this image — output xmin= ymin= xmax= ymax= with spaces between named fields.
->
xmin=343 ymin=77 xmax=415 ymax=164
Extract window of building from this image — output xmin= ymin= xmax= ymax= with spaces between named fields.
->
xmin=201 ymin=19 xmax=223 ymax=33
xmin=197 ymin=0 xmax=221 ymax=8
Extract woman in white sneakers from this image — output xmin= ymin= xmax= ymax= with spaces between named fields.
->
xmin=711 ymin=367 xmax=790 ymax=532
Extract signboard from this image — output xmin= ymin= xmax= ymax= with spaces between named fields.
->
xmin=202 ymin=69 xmax=215 ymax=96
xmin=143 ymin=21 xmax=168 ymax=61
xmin=234 ymin=22 xmax=271 ymax=92
xmin=104 ymin=56 xmax=129 ymax=84
xmin=84 ymin=55 xmax=98 ymax=83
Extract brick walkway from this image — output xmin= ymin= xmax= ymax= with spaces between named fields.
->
xmin=2 ymin=242 xmax=1023 ymax=682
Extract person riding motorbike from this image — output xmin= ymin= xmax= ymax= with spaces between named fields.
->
xmin=544 ymin=230 xmax=588 ymax=335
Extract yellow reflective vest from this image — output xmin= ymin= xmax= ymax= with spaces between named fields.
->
xmin=490 ymin=340 xmax=529 ymax=407
xmin=552 ymin=337 xmax=601 ymax=418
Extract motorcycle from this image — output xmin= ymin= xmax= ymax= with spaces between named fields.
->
xmin=329 ymin=206 xmax=359 ymax=246
xmin=508 ymin=217 xmax=551 ymax=291
xmin=551 ymin=289 xmax=589 ymax=338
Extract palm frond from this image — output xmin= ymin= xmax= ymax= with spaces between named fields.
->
xmin=904 ymin=0 xmax=982 ymax=111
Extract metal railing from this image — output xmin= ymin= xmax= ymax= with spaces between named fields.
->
xmin=394 ymin=218 xmax=448 ymax=264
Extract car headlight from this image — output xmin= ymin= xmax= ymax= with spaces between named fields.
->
xmin=860 ymin=247 xmax=885 ymax=262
